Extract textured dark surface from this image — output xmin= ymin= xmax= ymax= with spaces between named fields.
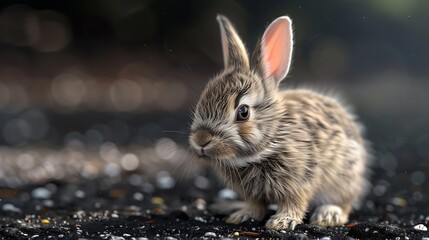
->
xmin=0 ymin=177 xmax=428 ymax=240
xmin=1 ymin=1 xmax=429 ymax=239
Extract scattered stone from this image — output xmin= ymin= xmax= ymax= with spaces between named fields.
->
xmin=413 ymin=224 xmax=427 ymax=231
xmin=73 ymin=210 xmax=86 ymax=219
xmin=233 ymin=232 xmax=239 ymax=237
xmin=165 ymin=237 xmax=178 ymax=240
xmin=75 ymin=190 xmax=86 ymax=198
xmin=133 ymin=192 xmax=144 ymax=201
xmin=194 ymin=176 xmax=210 ymax=189
xmin=43 ymin=199 xmax=54 ymax=207
xmin=31 ymin=187 xmax=51 ymax=199
xmin=151 ymin=197 xmax=165 ymax=205
xmin=288 ymin=233 xmax=308 ymax=240
xmin=2 ymin=203 xmax=22 ymax=213
xmin=218 ymin=188 xmax=237 ymax=200
xmin=41 ymin=219 xmax=50 ymax=224
xmin=392 ymin=197 xmax=407 ymax=207
xmin=156 ymin=171 xmax=175 ymax=189
xmin=193 ymin=198 xmax=206 ymax=211
xmin=204 ymin=232 xmax=216 ymax=237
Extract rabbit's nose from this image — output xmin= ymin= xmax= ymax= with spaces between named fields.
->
xmin=194 ymin=129 xmax=213 ymax=147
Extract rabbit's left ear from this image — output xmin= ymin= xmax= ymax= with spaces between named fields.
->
xmin=217 ymin=15 xmax=250 ymax=70
xmin=260 ymin=16 xmax=293 ymax=85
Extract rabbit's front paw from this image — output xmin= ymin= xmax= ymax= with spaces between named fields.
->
xmin=226 ymin=209 xmax=252 ymax=224
xmin=310 ymin=204 xmax=348 ymax=227
xmin=265 ymin=214 xmax=302 ymax=231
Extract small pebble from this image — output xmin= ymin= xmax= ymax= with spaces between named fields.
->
xmin=193 ymin=198 xmax=206 ymax=211
xmin=32 ymin=188 xmax=51 ymax=199
xmin=41 ymin=219 xmax=50 ymax=224
xmin=194 ymin=216 xmax=207 ymax=223
xmin=204 ymin=232 xmax=216 ymax=237
xmin=392 ymin=197 xmax=407 ymax=207
xmin=2 ymin=203 xmax=22 ymax=213
xmin=75 ymin=190 xmax=86 ymax=198
xmin=288 ymin=233 xmax=308 ymax=240
xmin=133 ymin=192 xmax=144 ymax=201
xmin=233 ymin=232 xmax=239 ymax=237
xmin=413 ymin=224 xmax=427 ymax=231
xmin=111 ymin=213 xmax=119 ymax=218
xmin=151 ymin=197 xmax=165 ymax=205
xmin=218 ymin=188 xmax=237 ymax=200
xmin=320 ymin=237 xmax=331 ymax=240
xmin=156 ymin=171 xmax=176 ymax=189
xmin=43 ymin=200 xmax=54 ymax=207
xmin=194 ymin=176 xmax=210 ymax=189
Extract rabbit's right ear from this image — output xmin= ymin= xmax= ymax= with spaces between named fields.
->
xmin=217 ymin=15 xmax=250 ymax=71
xmin=258 ymin=16 xmax=293 ymax=86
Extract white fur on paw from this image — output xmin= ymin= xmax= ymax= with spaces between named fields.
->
xmin=310 ymin=204 xmax=347 ymax=227
xmin=226 ymin=209 xmax=251 ymax=224
xmin=265 ymin=214 xmax=301 ymax=230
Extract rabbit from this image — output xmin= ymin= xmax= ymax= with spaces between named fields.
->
xmin=188 ymin=14 xmax=370 ymax=231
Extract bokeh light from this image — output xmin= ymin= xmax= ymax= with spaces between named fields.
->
xmin=0 ymin=1 xmax=427 ymax=209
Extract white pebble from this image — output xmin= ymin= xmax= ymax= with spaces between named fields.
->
xmin=204 ymin=232 xmax=216 ymax=237
xmin=75 ymin=190 xmax=86 ymax=199
xmin=133 ymin=192 xmax=144 ymax=201
xmin=2 ymin=203 xmax=21 ymax=213
xmin=156 ymin=171 xmax=175 ymax=189
xmin=413 ymin=224 xmax=427 ymax=231
xmin=218 ymin=188 xmax=237 ymax=200
xmin=32 ymin=187 xmax=51 ymax=199
xmin=194 ymin=176 xmax=210 ymax=189
xmin=121 ymin=153 xmax=140 ymax=171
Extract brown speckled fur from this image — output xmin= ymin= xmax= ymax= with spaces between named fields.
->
xmin=189 ymin=15 xmax=370 ymax=230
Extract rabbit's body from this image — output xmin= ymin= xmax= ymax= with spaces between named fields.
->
xmin=189 ymin=15 xmax=369 ymax=230
xmin=214 ymin=89 xmax=368 ymax=228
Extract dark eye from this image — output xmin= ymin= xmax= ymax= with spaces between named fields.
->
xmin=236 ymin=104 xmax=250 ymax=122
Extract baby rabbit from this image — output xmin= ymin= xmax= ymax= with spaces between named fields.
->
xmin=189 ymin=15 xmax=369 ymax=231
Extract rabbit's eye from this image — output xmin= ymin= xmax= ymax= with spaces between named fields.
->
xmin=236 ymin=105 xmax=250 ymax=122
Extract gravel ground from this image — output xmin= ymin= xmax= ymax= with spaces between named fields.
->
xmin=0 ymin=112 xmax=427 ymax=239
xmin=0 ymin=176 xmax=428 ymax=240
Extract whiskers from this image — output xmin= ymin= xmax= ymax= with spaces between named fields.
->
xmin=170 ymin=144 xmax=199 ymax=184
xmin=227 ymin=158 xmax=247 ymax=202
xmin=163 ymin=130 xmax=189 ymax=135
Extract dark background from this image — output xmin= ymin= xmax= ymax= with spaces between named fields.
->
xmin=0 ymin=0 xmax=428 ymax=206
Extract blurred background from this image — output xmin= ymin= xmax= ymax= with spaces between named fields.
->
xmin=0 ymin=0 xmax=428 ymax=206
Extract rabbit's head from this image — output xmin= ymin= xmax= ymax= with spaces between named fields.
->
xmin=189 ymin=15 xmax=293 ymax=163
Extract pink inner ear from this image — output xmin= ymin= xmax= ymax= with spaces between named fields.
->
xmin=262 ymin=17 xmax=292 ymax=82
